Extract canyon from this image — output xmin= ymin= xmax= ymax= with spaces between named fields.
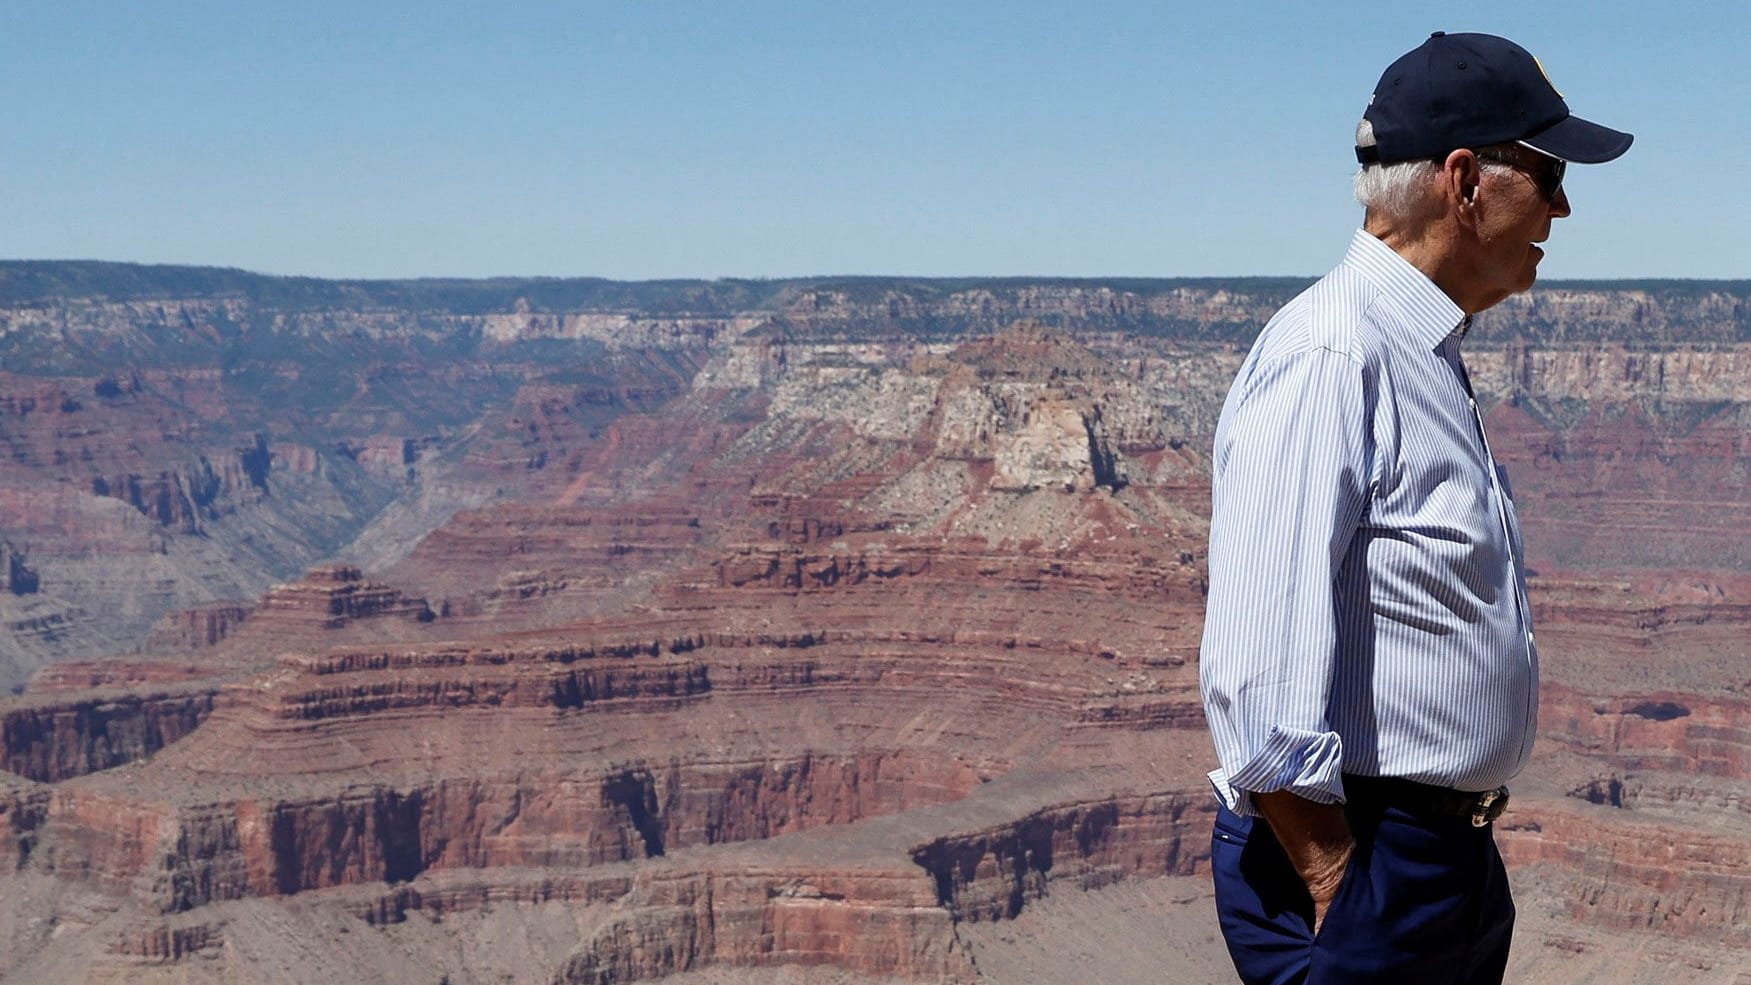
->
xmin=0 ymin=263 xmax=1745 ymax=983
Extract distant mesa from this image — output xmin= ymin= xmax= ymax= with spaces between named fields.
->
xmin=251 ymin=564 xmax=436 ymax=631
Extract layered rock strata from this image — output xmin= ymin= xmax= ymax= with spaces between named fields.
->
xmin=1 ymin=685 xmax=217 ymax=783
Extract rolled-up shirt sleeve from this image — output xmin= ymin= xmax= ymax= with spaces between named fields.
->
xmin=1199 ymin=344 xmax=1372 ymax=817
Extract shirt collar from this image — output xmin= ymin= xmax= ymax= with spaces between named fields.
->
xmin=1340 ymin=229 xmax=1470 ymax=349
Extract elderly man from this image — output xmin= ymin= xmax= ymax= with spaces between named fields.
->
xmin=1198 ymin=32 xmax=1631 ymax=985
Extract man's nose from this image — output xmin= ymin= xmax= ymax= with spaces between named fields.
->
xmin=1550 ymin=185 xmax=1572 ymax=219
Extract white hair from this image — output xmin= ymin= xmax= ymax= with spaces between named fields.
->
xmin=1352 ymin=119 xmax=1440 ymax=218
xmin=1352 ymin=120 xmax=1518 ymax=219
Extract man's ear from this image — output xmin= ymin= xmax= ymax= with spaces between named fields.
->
xmin=1441 ymin=149 xmax=1483 ymax=222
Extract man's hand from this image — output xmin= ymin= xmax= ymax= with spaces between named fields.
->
xmin=1253 ymin=790 xmax=1356 ymax=935
xmin=1298 ymin=837 xmax=1354 ymax=933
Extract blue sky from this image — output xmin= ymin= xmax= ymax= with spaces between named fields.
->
xmin=3 ymin=1 xmax=1744 ymax=280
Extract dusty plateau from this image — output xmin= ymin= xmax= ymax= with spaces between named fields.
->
xmin=0 ymin=265 xmax=1746 ymax=983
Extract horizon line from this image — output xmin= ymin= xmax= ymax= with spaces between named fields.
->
xmin=4 ymin=257 xmax=1749 ymax=290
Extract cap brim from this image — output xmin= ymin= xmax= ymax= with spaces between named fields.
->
xmin=1522 ymin=114 xmax=1633 ymax=164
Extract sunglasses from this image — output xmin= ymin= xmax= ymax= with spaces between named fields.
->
xmin=1474 ymin=146 xmax=1567 ymax=202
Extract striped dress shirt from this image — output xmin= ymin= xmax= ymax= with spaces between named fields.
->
xmin=1199 ymin=229 xmax=1537 ymax=816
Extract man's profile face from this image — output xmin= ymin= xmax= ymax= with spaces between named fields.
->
xmin=1472 ymin=148 xmax=1573 ymax=303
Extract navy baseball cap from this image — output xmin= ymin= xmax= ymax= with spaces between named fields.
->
xmin=1357 ymin=32 xmax=1633 ymax=165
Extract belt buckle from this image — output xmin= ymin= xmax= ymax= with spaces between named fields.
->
xmin=1471 ymin=787 xmax=1509 ymax=827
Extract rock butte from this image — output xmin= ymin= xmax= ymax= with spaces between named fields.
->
xmin=0 ymin=266 xmax=1745 ymax=984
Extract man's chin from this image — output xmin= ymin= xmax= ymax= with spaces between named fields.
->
xmin=1520 ymin=248 xmax=1544 ymax=291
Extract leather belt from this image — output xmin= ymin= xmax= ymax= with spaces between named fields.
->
xmin=1343 ymin=774 xmax=1510 ymax=828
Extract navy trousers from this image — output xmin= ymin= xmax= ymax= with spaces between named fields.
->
xmin=1210 ymin=799 xmax=1514 ymax=985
